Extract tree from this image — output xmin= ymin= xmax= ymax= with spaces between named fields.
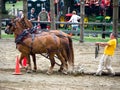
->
xmin=50 ymin=0 xmax=56 ymax=29
xmin=1 ymin=0 xmax=17 ymax=14
xmin=113 ymin=0 xmax=119 ymax=36
xmin=23 ymin=0 xmax=27 ymax=17
xmin=1 ymin=0 xmax=8 ymax=14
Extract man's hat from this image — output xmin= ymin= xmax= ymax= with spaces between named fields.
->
xmin=42 ymin=8 xmax=45 ymax=10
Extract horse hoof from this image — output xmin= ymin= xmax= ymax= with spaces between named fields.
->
xmin=20 ymin=66 xmax=25 ymax=69
xmin=62 ymin=70 xmax=68 ymax=75
xmin=46 ymin=71 xmax=52 ymax=75
xmin=58 ymin=69 xmax=62 ymax=72
xmin=32 ymin=70 xmax=37 ymax=72
xmin=68 ymin=69 xmax=73 ymax=74
xmin=27 ymin=70 xmax=32 ymax=73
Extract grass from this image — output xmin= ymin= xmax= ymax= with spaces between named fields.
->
xmin=2 ymin=33 xmax=120 ymax=43
xmin=72 ymin=33 xmax=120 ymax=43
xmin=1 ymin=34 xmax=14 ymax=39
xmin=72 ymin=35 xmax=110 ymax=42
xmin=84 ymin=37 xmax=109 ymax=42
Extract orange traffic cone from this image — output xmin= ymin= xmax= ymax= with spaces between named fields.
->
xmin=22 ymin=57 xmax=27 ymax=67
xmin=13 ymin=56 xmax=22 ymax=75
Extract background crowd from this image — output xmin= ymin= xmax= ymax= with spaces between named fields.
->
xmin=83 ymin=0 xmax=112 ymax=17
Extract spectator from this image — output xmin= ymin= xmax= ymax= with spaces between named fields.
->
xmin=90 ymin=0 xmax=96 ymax=16
xmin=85 ymin=0 xmax=90 ymax=16
xmin=28 ymin=8 xmax=37 ymax=21
xmin=17 ymin=10 xmax=24 ymax=19
xmin=95 ymin=32 xmax=117 ymax=76
xmin=68 ymin=10 xmax=81 ymax=30
xmin=100 ymin=0 xmax=106 ymax=16
xmin=38 ymin=8 xmax=50 ymax=29
xmin=28 ymin=8 xmax=37 ymax=26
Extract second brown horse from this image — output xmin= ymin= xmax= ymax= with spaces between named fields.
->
xmin=20 ymin=17 xmax=74 ymax=72
xmin=5 ymin=18 xmax=72 ymax=74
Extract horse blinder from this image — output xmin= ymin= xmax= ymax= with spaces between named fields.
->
xmin=5 ymin=22 xmax=16 ymax=34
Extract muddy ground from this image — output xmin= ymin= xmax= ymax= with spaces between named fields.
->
xmin=0 ymin=39 xmax=120 ymax=90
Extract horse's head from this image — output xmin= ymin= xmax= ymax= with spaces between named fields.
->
xmin=19 ymin=16 xmax=39 ymax=34
xmin=5 ymin=18 xmax=24 ymax=35
xmin=5 ymin=22 xmax=15 ymax=34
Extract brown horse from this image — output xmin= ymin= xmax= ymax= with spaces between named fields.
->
xmin=20 ymin=17 xmax=74 ymax=71
xmin=18 ymin=17 xmax=73 ymax=72
xmin=5 ymin=19 xmax=69 ymax=74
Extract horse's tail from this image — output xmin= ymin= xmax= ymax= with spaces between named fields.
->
xmin=50 ymin=30 xmax=74 ymax=67
xmin=67 ymin=36 xmax=74 ymax=67
xmin=61 ymin=36 xmax=74 ymax=68
xmin=61 ymin=39 xmax=71 ymax=65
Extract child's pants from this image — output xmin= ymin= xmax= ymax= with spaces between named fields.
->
xmin=96 ymin=54 xmax=115 ymax=75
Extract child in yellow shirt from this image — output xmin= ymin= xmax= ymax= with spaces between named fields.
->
xmin=95 ymin=32 xmax=117 ymax=76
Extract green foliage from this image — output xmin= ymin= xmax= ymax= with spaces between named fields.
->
xmin=2 ymin=1 xmax=23 ymax=18
xmin=6 ymin=1 xmax=23 ymax=10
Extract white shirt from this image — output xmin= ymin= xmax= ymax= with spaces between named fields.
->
xmin=69 ymin=14 xmax=81 ymax=27
xmin=69 ymin=14 xmax=81 ymax=23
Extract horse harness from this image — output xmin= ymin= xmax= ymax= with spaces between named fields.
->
xmin=15 ymin=28 xmax=62 ymax=56
xmin=14 ymin=20 xmax=67 ymax=58
xmin=9 ymin=21 xmax=66 ymax=55
xmin=15 ymin=30 xmax=34 ymax=53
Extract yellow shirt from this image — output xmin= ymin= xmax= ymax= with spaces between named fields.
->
xmin=104 ymin=39 xmax=117 ymax=56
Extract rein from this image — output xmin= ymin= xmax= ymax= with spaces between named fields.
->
xmin=95 ymin=44 xmax=99 ymax=58
xmin=29 ymin=27 xmax=37 ymax=34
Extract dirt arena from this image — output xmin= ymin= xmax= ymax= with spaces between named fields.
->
xmin=0 ymin=39 xmax=120 ymax=90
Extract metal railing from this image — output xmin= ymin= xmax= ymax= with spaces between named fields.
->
xmin=31 ymin=21 xmax=115 ymax=26
xmin=1 ymin=19 xmax=119 ymax=26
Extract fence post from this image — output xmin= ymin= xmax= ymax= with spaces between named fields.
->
xmin=80 ymin=0 xmax=85 ymax=42
xmin=113 ymin=0 xmax=119 ymax=36
xmin=0 ymin=0 xmax=2 ymax=39
xmin=50 ymin=0 xmax=56 ymax=30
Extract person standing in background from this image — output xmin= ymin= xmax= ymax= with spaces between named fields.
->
xmin=28 ymin=8 xmax=37 ymax=21
xmin=37 ymin=8 xmax=50 ymax=29
xmin=68 ymin=10 xmax=81 ymax=30
xmin=17 ymin=10 xmax=24 ymax=19
xmin=28 ymin=8 xmax=37 ymax=26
